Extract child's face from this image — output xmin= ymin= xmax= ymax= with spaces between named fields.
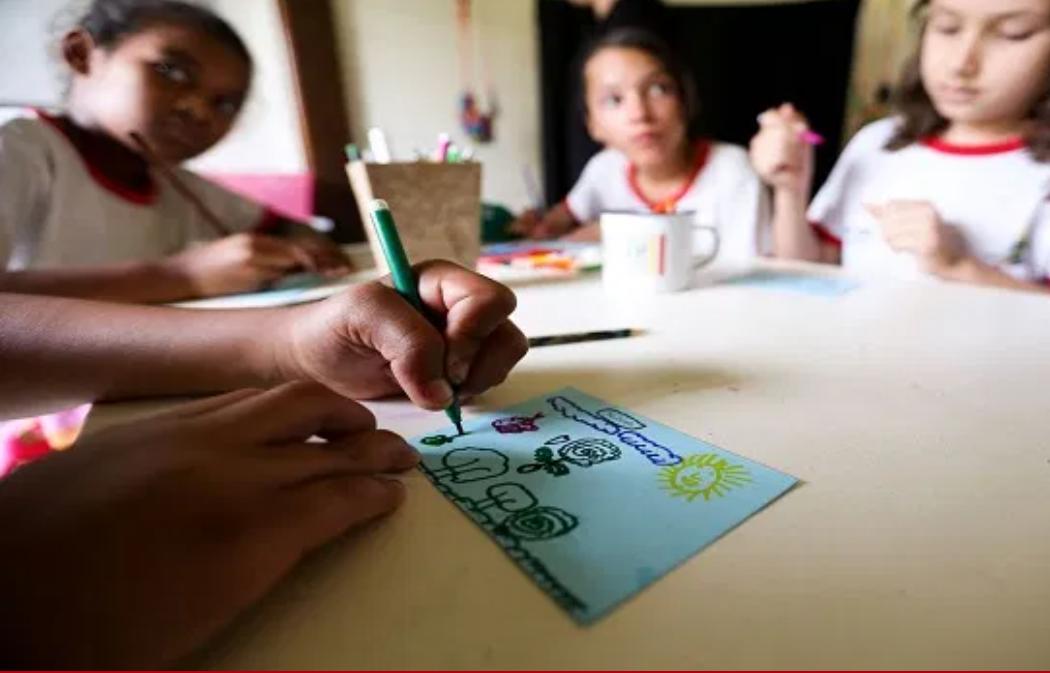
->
xmin=69 ymin=23 xmax=251 ymax=163
xmin=584 ymin=47 xmax=688 ymax=168
xmin=921 ymin=0 xmax=1050 ymax=128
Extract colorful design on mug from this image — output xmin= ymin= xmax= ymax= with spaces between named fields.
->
xmin=648 ymin=234 xmax=666 ymax=276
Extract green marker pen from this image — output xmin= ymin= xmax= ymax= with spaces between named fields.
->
xmin=368 ymin=199 xmax=465 ymax=435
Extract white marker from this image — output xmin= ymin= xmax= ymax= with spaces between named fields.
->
xmin=368 ymin=127 xmax=391 ymax=163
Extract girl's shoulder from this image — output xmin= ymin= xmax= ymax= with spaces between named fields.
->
xmin=841 ymin=117 xmax=903 ymax=156
xmin=581 ymin=147 xmax=630 ymax=174
xmin=0 ymin=116 xmax=61 ymax=154
xmin=704 ymin=140 xmax=750 ymax=168
xmin=702 ymin=140 xmax=760 ymax=183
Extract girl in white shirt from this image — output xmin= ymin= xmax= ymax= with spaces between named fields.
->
xmin=0 ymin=0 xmax=349 ymax=303
xmin=517 ymin=28 xmax=767 ymax=265
xmin=751 ymin=0 xmax=1050 ymax=293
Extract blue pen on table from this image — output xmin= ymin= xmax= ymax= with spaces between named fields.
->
xmin=367 ymin=198 xmax=465 ymax=435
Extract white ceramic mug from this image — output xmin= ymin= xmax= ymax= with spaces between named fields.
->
xmin=599 ymin=212 xmax=720 ymax=293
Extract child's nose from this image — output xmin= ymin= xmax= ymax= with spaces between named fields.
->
xmin=627 ymin=92 xmax=652 ymax=122
xmin=950 ymin=32 xmax=982 ymax=78
xmin=174 ymin=95 xmax=211 ymax=125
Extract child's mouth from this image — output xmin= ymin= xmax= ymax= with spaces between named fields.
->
xmin=936 ymin=84 xmax=981 ymax=105
xmin=631 ymin=131 xmax=663 ymax=148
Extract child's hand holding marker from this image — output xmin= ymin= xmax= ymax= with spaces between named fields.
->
xmin=0 ymin=263 xmax=527 ymax=667
xmin=283 ymin=259 xmax=528 ymax=412
xmin=750 ymin=103 xmax=822 ymax=197
xmin=160 ymin=232 xmax=322 ymax=297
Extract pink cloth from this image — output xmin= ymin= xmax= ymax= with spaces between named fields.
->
xmin=0 ymin=404 xmax=91 ymax=477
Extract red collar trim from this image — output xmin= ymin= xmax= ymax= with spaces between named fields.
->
xmin=921 ymin=135 xmax=1026 ymax=156
xmin=35 ymin=110 xmax=158 ymax=206
xmin=627 ymin=140 xmax=710 ymax=214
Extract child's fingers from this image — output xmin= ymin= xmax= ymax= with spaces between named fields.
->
xmin=211 ymin=381 xmax=377 ymax=445
xmin=247 ymin=235 xmax=314 ymax=271
xmin=883 ymin=231 xmax=921 ymax=252
xmin=276 ymin=474 xmax=405 ymax=557
xmin=509 ymin=210 xmax=540 ymax=236
xmin=414 ymin=261 xmax=520 ymax=386
xmin=157 ymin=389 xmax=265 ymax=420
xmin=864 ymin=203 xmax=887 ymax=220
xmin=325 ymin=430 xmax=420 ymax=474
xmin=288 ymin=244 xmax=318 ymax=272
xmin=340 ymin=282 xmax=453 ymax=410
xmin=458 ymin=321 xmax=530 ymax=398
xmin=260 ymin=433 xmax=419 ymax=485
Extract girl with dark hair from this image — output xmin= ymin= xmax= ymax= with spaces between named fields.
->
xmin=517 ymin=27 xmax=767 ymax=265
xmin=751 ymin=0 xmax=1050 ymax=293
xmin=0 ymin=0 xmax=349 ymax=304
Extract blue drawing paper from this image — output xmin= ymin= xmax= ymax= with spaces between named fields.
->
xmin=723 ymin=269 xmax=860 ymax=296
xmin=410 ymin=387 xmax=798 ymax=624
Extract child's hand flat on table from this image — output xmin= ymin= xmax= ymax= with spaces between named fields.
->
xmin=866 ymin=201 xmax=969 ymax=276
xmin=560 ymin=221 xmax=600 ymax=242
xmin=279 ymin=260 xmax=528 ymax=410
xmin=511 ymin=203 xmax=578 ymax=240
xmin=509 ymin=208 xmax=544 ymax=237
xmin=162 ymin=233 xmax=320 ymax=297
xmin=750 ymin=103 xmax=815 ymax=197
xmin=0 ymin=382 xmax=416 ymax=669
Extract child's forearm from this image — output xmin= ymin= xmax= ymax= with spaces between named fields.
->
xmin=770 ymin=189 xmax=825 ymax=262
xmin=0 ymin=262 xmax=199 ymax=304
xmin=0 ymin=293 xmax=286 ymax=418
xmin=939 ymin=258 xmax=1050 ymax=294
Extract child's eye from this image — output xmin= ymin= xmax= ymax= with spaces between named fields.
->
xmin=649 ymin=82 xmax=673 ymax=97
xmin=930 ymin=21 xmax=961 ymax=35
xmin=601 ymin=94 xmax=623 ymax=109
xmin=997 ymin=25 xmax=1038 ymax=41
xmin=214 ymin=97 xmax=241 ymax=118
xmin=153 ymin=61 xmax=190 ymax=85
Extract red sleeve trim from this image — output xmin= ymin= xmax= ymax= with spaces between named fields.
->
xmin=811 ymin=221 xmax=842 ymax=247
xmin=253 ymin=208 xmax=282 ymax=233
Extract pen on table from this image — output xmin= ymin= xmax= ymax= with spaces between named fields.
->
xmin=528 ymin=328 xmax=637 ymax=348
xmin=367 ymin=198 xmax=464 ymax=435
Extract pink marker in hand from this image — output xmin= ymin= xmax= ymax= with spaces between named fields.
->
xmin=756 ymin=112 xmax=825 ymax=146
xmin=800 ymin=129 xmax=826 ymax=146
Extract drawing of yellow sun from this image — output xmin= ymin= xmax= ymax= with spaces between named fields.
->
xmin=658 ymin=453 xmax=752 ymax=502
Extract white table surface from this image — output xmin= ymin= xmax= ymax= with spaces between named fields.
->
xmin=86 ymin=261 xmax=1050 ymax=669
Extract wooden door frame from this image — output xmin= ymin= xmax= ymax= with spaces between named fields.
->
xmin=276 ymin=0 xmax=363 ymax=242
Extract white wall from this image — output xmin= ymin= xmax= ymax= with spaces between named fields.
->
xmin=0 ymin=0 xmax=68 ymax=107
xmin=0 ymin=0 xmax=305 ymax=174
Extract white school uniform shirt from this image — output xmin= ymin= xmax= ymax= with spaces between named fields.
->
xmin=0 ymin=113 xmax=270 ymax=271
xmin=809 ymin=117 xmax=1050 ymax=284
xmin=565 ymin=140 xmax=770 ymax=265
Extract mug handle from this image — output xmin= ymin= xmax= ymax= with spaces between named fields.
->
xmin=692 ymin=225 xmax=721 ymax=269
